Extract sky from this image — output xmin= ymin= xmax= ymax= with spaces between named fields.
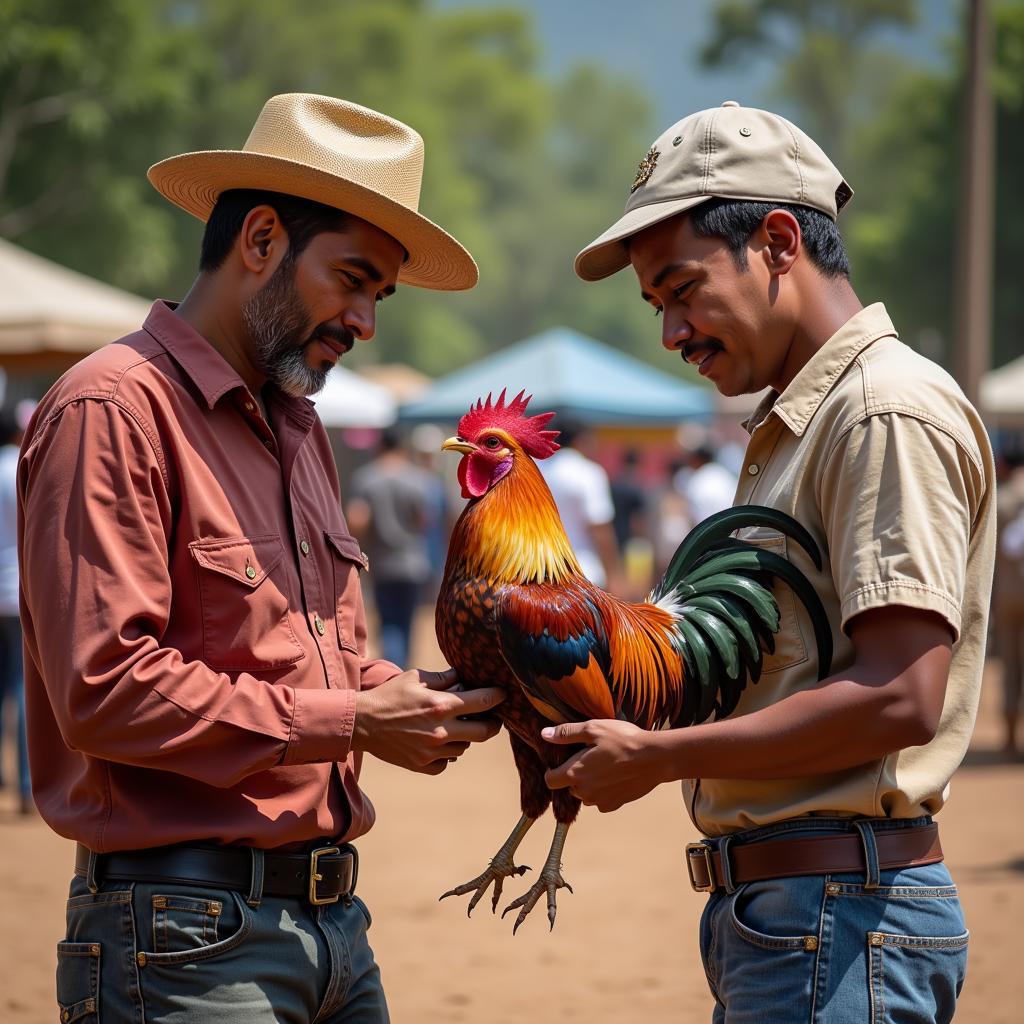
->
xmin=437 ymin=0 xmax=960 ymax=129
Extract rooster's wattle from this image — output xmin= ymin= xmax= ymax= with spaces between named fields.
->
xmin=436 ymin=390 xmax=832 ymax=931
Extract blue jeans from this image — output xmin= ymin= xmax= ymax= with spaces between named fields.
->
xmin=697 ymin=816 xmax=967 ymax=1023
xmin=0 ymin=614 xmax=29 ymax=799
xmin=372 ymin=579 xmax=420 ymax=667
xmin=57 ymin=865 xmax=389 ymax=1022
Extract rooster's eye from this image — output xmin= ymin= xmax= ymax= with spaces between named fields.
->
xmin=483 ymin=437 xmax=501 ymax=449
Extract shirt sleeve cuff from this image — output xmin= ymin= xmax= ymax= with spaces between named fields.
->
xmin=282 ymin=686 xmax=357 ymax=766
xmin=360 ymin=658 xmax=403 ymax=691
xmin=840 ymin=581 xmax=962 ymax=641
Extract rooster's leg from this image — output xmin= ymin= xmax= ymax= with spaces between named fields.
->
xmin=501 ymin=821 xmax=573 ymax=934
xmin=439 ymin=813 xmax=537 ymax=916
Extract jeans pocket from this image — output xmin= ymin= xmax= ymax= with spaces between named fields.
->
xmin=56 ymin=941 xmax=100 ymax=1022
xmin=151 ymin=893 xmax=223 ymax=954
xmin=729 ymin=881 xmax=820 ymax=951
xmin=867 ymin=929 xmax=968 ymax=1024
xmin=137 ymin=889 xmax=253 ymax=967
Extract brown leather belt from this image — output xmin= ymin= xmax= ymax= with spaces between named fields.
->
xmin=685 ymin=824 xmax=942 ymax=893
xmin=75 ymin=842 xmax=358 ymax=905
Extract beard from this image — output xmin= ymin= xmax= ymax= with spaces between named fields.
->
xmin=240 ymin=254 xmax=352 ymax=398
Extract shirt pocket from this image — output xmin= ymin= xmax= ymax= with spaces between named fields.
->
xmin=738 ymin=531 xmax=808 ymax=675
xmin=325 ymin=531 xmax=368 ymax=654
xmin=190 ymin=535 xmax=305 ymax=671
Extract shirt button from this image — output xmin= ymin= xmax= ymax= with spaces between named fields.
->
xmin=747 ymin=464 xmax=760 ymax=476
xmin=300 ymin=540 xmax=311 ymax=557
xmin=245 ymin=565 xmax=257 ymax=580
xmin=314 ymin=615 xmax=326 ymax=637
xmin=244 ymin=400 xmax=255 ymax=412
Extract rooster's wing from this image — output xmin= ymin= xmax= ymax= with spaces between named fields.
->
xmin=493 ymin=581 xmax=686 ymax=731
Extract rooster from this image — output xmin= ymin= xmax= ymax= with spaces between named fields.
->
xmin=436 ymin=390 xmax=832 ymax=932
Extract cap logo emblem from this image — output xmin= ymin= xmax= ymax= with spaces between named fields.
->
xmin=631 ymin=147 xmax=659 ymax=193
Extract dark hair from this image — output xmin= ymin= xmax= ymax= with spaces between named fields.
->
xmin=199 ymin=189 xmax=349 ymax=272
xmin=554 ymin=415 xmax=585 ymax=448
xmin=689 ymin=197 xmax=850 ymax=279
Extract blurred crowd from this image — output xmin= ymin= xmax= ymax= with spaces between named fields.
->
xmin=342 ymin=417 xmax=745 ymax=667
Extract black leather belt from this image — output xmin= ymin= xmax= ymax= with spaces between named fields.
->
xmin=685 ymin=824 xmax=942 ymax=894
xmin=75 ymin=842 xmax=358 ymax=906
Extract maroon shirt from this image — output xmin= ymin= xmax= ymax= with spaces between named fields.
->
xmin=18 ymin=301 xmax=401 ymax=852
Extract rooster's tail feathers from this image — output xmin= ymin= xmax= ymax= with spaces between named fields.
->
xmin=653 ymin=505 xmax=834 ymax=726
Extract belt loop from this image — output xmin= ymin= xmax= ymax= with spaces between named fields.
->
xmin=718 ymin=835 xmax=738 ymax=895
xmin=854 ymin=820 xmax=880 ymax=890
xmin=84 ymin=849 xmax=100 ymax=895
xmin=246 ymin=848 xmax=265 ymax=909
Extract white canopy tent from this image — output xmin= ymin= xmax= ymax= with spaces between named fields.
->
xmin=981 ymin=354 xmax=1024 ymax=426
xmin=311 ymin=364 xmax=396 ymax=427
xmin=0 ymin=237 xmax=152 ymax=365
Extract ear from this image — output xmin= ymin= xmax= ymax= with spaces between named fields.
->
xmin=239 ymin=204 xmax=289 ymax=276
xmin=758 ymin=209 xmax=801 ymax=278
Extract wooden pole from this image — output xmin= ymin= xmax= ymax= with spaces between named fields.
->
xmin=953 ymin=0 xmax=994 ymax=406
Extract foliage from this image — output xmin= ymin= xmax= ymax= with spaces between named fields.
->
xmin=702 ymin=0 xmax=1024 ymax=371
xmin=0 ymin=0 xmax=686 ymax=377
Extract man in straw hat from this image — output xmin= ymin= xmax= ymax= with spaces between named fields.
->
xmin=542 ymin=101 xmax=995 ymax=1022
xmin=18 ymin=93 xmax=505 ymax=1022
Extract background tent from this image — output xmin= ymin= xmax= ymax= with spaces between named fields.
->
xmin=981 ymin=355 xmax=1024 ymax=428
xmin=398 ymin=327 xmax=712 ymax=425
xmin=0 ymin=237 xmax=152 ymax=374
xmin=312 ymin=364 xmax=397 ymax=427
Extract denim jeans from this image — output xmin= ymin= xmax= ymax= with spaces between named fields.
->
xmin=372 ymin=579 xmax=421 ymax=667
xmin=697 ymin=816 xmax=967 ymax=1023
xmin=57 ymin=867 xmax=389 ymax=1022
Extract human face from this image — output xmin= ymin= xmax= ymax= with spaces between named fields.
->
xmin=241 ymin=217 xmax=404 ymax=397
xmin=629 ymin=212 xmax=793 ymax=397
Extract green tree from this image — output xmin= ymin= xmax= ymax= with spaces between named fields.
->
xmin=848 ymin=1 xmax=1024 ymax=371
xmin=700 ymin=0 xmax=917 ymax=169
xmin=2 ymin=0 xmax=674 ymax=376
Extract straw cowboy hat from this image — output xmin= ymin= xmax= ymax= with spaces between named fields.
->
xmin=148 ymin=93 xmax=478 ymax=291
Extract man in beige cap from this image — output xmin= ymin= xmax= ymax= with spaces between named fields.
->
xmin=19 ymin=93 xmax=504 ymax=1022
xmin=544 ymin=102 xmax=995 ymax=1022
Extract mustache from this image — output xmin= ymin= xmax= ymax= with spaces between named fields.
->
xmin=308 ymin=324 xmax=355 ymax=352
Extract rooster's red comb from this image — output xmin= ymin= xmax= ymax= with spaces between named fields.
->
xmin=457 ymin=389 xmax=560 ymax=460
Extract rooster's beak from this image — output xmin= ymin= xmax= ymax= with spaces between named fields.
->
xmin=441 ymin=437 xmax=476 ymax=455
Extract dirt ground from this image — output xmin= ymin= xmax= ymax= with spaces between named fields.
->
xmin=1 ymin=612 xmax=1022 ymax=1023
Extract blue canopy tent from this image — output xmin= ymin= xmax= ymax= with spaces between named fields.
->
xmin=398 ymin=327 xmax=712 ymax=425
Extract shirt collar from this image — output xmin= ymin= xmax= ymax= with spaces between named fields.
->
xmin=142 ymin=299 xmax=317 ymax=427
xmin=743 ymin=302 xmax=898 ymax=437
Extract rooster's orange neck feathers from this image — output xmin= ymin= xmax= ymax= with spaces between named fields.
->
xmin=449 ymin=450 xmax=581 ymax=585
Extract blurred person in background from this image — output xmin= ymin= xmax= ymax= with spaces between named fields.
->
xmin=0 ymin=405 xmax=30 ymax=815
xmin=610 ymin=447 xmax=653 ymax=598
xmin=17 ymin=93 xmax=505 ymax=1023
xmin=994 ymin=448 xmax=1024 ymax=757
xmin=672 ymin=440 xmax=737 ymax=525
xmin=409 ymin=423 xmax=452 ymax=602
xmin=538 ymin=416 xmax=620 ymax=590
xmin=347 ymin=427 xmax=433 ymax=666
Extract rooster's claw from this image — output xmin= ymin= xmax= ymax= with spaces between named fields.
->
xmin=501 ymin=869 xmax=573 ymax=933
xmin=440 ymin=859 xmax=531 ymax=916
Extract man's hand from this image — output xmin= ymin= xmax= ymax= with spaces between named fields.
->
xmin=542 ymin=720 xmax=666 ymax=812
xmin=353 ymin=668 xmax=504 ymax=775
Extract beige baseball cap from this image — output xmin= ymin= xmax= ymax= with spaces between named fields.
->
xmin=574 ymin=100 xmax=853 ymax=282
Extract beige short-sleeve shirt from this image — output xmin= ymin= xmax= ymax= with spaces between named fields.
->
xmin=684 ymin=303 xmax=996 ymax=837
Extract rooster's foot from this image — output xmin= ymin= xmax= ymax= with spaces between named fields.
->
xmin=501 ymin=866 xmax=573 ymax=934
xmin=439 ymin=813 xmax=537 ymax=916
xmin=440 ymin=857 xmax=531 ymax=916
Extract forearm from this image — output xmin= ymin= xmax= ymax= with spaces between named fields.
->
xmin=650 ymin=671 xmax=934 ymax=784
